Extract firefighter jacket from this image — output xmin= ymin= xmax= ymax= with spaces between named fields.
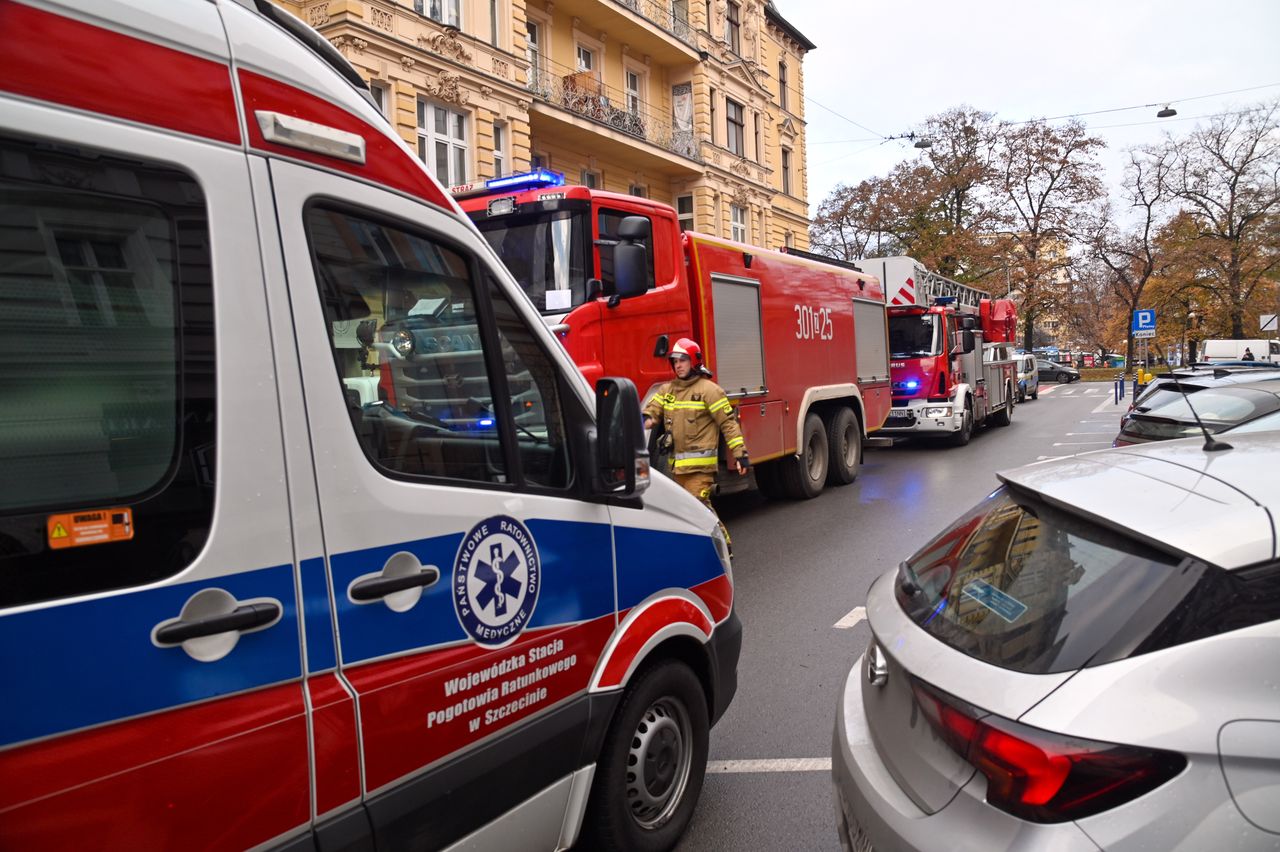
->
xmin=644 ymin=374 xmax=747 ymax=474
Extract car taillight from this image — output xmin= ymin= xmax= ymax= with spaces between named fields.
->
xmin=911 ymin=680 xmax=1185 ymax=823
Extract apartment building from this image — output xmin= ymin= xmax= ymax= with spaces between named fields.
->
xmin=273 ymin=0 xmax=814 ymax=248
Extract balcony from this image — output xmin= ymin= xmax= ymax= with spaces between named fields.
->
xmin=543 ymin=0 xmax=700 ymax=65
xmin=527 ymin=57 xmax=702 ymax=168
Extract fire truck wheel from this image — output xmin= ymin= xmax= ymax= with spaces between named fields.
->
xmin=948 ymin=397 xmax=973 ymax=447
xmin=826 ymin=407 xmax=861 ymax=486
xmin=781 ymin=413 xmax=828 ymax=499
xmin=581 ymin=660 xmax=709 ymax=852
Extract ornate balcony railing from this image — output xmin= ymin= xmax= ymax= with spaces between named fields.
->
xmin=612 ymin=0 xmax=696 ymax=47
xmin=527 ymin=59 xmax=701 ymax=163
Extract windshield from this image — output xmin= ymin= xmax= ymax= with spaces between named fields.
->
xmin=476 ymin=210 xmax=588 ymax=313
xmin=888 ymin=313 xmax=939 ymax=358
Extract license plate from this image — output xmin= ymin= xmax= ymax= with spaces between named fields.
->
xmin=887 ymin=410 xmax=910 ymax=419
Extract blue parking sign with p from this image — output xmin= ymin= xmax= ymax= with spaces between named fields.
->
xmin=1132 ymin=310 xmax=1156 ymax=332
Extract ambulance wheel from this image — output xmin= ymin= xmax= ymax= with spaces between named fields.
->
xmin=826 ymin=407 xmax=861 ymax=486
xmin=582 ymin=660 xmax=709 ymax=852
xmin=781 ymin=413 xmax=828 ymax=499
xmin=948 ymin=398 xmax=973 ymax=447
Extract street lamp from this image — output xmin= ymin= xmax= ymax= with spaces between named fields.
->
xmin=1157 ymin=105 xmax=1177 ymax=118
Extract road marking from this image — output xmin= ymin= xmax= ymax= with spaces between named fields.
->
xmin=1064 ymin=431 xmax=1114 ymax=436
xmin=1079 ymin=419 xmax=1116 ymax=423
xmin=707 ymin=758 xmax=833 ymax=774
xmin=1036 ymin=455 xmax=1070 ymax=460
xmin=1038 ymin=386 xmax=1060 ymax=395
xmin=833 ymin=606 xmax=866 ymax=629
xmin=1053 ymin=441 xmax=1111 ymax=446
xmin=1092 ymin=398 xmax=1119 ymax=413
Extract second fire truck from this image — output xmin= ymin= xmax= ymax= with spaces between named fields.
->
xmin=864 ymin=256 xmax=1018 ymax=446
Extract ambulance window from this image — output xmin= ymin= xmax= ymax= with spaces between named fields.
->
xmin=0 ymin=136 xmax=215 ymax=608
xmin=487 ymin=278 xmax=571 ymax=489
xmin=597 ymin=208 xmax=655 ymax=294
xmin=307 ymin=206 xmax=511 ymax=485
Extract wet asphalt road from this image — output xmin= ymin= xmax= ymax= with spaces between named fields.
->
xmin=673 ymin=381 xmax=1125 ymax=851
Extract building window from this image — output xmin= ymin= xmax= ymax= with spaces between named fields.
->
xmin=778 ymin=61 xmax=788 ymax=111
xmin=369 ymin=81 xmax=391 ymax=118
xmin=725 ymin=0 xmax=740 ymax=53
xmin=709 ymin=87 xmax=717 ymax=146
xmin=753 ymin=111 xmax=761 ymax=162
xmin=781 ymin=147 xmax=792 ymax=195
xmin=576 ymin=44 xmax=596 ymax=74
xmin=725 ymin=98 xmax=744 ymax=156
xmin=784 ymin=230 xmax=794 ymax=248
xmin=581 ymin=169 xmax=601 ymax=189
xmin=673 ymin=0 xmax=688 ymax=28
xmin=677 ymin=194 xmax=694 ymax=231
xmin=417 ymin=101 xmax=469 ymax=187
xmin=531 ymin=152 xmax=548 ymax=169
xmin=730 ymin=204 xmax=747 ymax=242
xmin=493 ymin=121 xmax=507 ymax=178
xmin=526 ymin=20 xmax=543 ymax=88
xmin=490 ymin=0 xmax=498 ymax=46
xmin=629 ymin=184 xmax=647 ymax=198
xmin=625 ymin=69 xmax=644 ymax=115
xmin=419 ymin=0 xmax=460 ymax=28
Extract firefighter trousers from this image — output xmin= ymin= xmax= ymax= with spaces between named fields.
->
xmin=675 ymin=471 xmax=732 ymax=553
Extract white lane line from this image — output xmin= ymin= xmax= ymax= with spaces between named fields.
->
xmin=1079 ymin=419 xmax=1117 ymax=423
xmin=1038 ymin=386 xmax=1060 ymax=395
xmin=1092 ymin=398 xmax=1119 ymax=413
xmin=1053 ymin=441 xmax=1111 ymax=446
xmin=707 ymin=758 xmax=833 ymax=774
xmin=833 ymin=606 xmax=866 ymax=629
xmin=1037 ymin=455 xmax=1070 ymax=460
xmin=1064 ymin=431 xmax=1115 ymax=436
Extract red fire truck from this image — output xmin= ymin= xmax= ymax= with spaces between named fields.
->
xmin=863 ymin=257 xmax=1018 ymax=446
xmin=457 ymin=171 xmax=892 ymax=499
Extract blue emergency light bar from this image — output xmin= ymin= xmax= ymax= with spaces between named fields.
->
xmin=934 ymin=296 xmax=957 ymax=306
xmin=484 ymin=168 xmax=566 ymax=194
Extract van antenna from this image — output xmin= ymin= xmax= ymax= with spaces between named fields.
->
xmin=1152 ymin=342 xmax=1232 ymax=452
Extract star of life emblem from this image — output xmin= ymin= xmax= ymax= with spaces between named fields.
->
xmin=453 ymin=515 xmax=540 ymax=647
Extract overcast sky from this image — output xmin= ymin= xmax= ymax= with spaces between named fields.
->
xmin=783 ymin=0 xmax=1280 ymax=217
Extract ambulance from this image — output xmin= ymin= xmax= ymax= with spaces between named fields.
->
xmin=0 ymin=1 xmax=740 ymax=849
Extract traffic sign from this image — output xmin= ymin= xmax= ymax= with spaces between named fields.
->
xmin=1134 ymin=328 xmax=1156 ymax=339
xmin=1132 ymin=309 xmax=1156 ymax=333
xmin=1262 ymin=313 xmax=1277 ymax=333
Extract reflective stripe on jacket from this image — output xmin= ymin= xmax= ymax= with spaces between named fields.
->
xmin=643 ymin=374 xmax=747 ymax=472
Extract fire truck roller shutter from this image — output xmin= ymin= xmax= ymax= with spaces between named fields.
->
xmin=852 ymin=298 xmax=889 ymax=383
xmin=710 ymin=274 xmax=765 ymax=395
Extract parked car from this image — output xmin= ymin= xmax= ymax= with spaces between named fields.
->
xmin=1125 ymin=364 xmax=1280 ymax=417
xmin=1015 ymin=354 xmax=1039 ymax=402
xmin=833 ymin=432 xmax=1280 ymax=852
xmin=1036 ymin=359 xmax=1079 ymax=384
xmin=1115 ymin=380 xmax=1280 ymax=446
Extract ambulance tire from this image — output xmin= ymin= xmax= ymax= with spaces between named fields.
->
xmin=781 ymin=413 xmax=828 ymax=499
xmin=582 ymin=660 xmax=709 ymax=852
xmin=825 ymin=407 xmax=861 ymax=486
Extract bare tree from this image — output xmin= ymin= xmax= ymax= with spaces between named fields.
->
xmin=1170 ymin=100 xmax=1280 ymax=337
xmin=993 ymin=119 xmax=1105 ymax=351
xmin=916 ymin=106 xmax=1003 ymax=278
xmin=1090 ymin=145 xmax=1175 ymax=370
xmin=1062 ymin=260 xmax=1126 ymax=360
xmin=809 ymin=176 xmax=900 ymax=262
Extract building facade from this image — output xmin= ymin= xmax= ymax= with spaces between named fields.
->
xmin=273 ymin=0 xmax=813 ymax=248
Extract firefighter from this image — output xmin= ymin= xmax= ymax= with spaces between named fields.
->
xmin=643 ymin=338 xmax=749 ymax=545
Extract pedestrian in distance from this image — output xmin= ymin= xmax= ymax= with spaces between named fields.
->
xmin=1242 ymin=347 xmax=1256 ymax=361
xmin=643 ymin=338 xmax=749 ymax=548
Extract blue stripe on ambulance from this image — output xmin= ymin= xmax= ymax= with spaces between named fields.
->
xmin=614 ymin=527 xmax=724 ymax=611
xmin=0 ymin=563 xmax=301 ymax=748
xmin=300 ymin=557 xmax=337 ymax=673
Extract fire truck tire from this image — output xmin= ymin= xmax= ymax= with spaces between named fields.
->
xmin=826 ymin=407 xmax=861 ymax=486
xmin=991 ymin=385 xmax=1013 ymax=427
xmin=948 ymin=397 xmax=973 ymax=447
xmin=781 ymin=413 xmax=828 ymax=499
xmin=580 ymin=660 xmax=709 ymax=852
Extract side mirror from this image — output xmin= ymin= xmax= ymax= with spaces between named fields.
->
xmin=951 ymin=329 xmax=975 ymax=355
xmin=611 ymin=216 xmax=650 ymax=303
xmin=594 ymin=377 xmax=650 ymax=496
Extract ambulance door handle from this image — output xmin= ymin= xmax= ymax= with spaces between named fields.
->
xmin=154 ymin=602 xmax=281 ymax=645
xmin=349 ymin=567 xmax=440 ymax=602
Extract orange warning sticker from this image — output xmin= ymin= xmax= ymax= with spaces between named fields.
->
xmin=47 ymin=508 xmax=135 ymax=550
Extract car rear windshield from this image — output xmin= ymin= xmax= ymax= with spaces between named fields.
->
xmin=1124 ymin=386 xmax=1280 ymax=439
xmin=895 ymin=487 xmax=1280 ymax=674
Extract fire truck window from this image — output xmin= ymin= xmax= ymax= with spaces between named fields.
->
xmin=598 ymin=208 xmax=655 ymax=294
xmin=0 ymin=135 xmax=215 ymax=608
xmin=477 ymin=209 xmax=587 ymax=313
xmin=306 ymin=206 xmax=510 ymax=486
xmin=487 ymin=277 xmax=572 ymax=489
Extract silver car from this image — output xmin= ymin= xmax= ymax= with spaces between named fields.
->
xmin=833 ymin=433 xmax=1280 ymax=851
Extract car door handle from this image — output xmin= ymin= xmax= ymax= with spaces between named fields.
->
xmin=349 ymin=567 xmax=441 ymax=602
xmin=154 ymin=602 xmax=281 ymax=645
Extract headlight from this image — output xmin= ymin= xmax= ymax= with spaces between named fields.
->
xmin=924 ymin=406 xmax=953 ymax=418
xmin=391 ymin=330 xmax=415 ymax=357
xmin=712 ymin=524 xmax=733 ymax=585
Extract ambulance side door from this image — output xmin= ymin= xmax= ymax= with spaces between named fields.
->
xmin=266 ymin=161 xmax=619 ymax=849
xmin=0 ymin=39 xmax=310 ymax=852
